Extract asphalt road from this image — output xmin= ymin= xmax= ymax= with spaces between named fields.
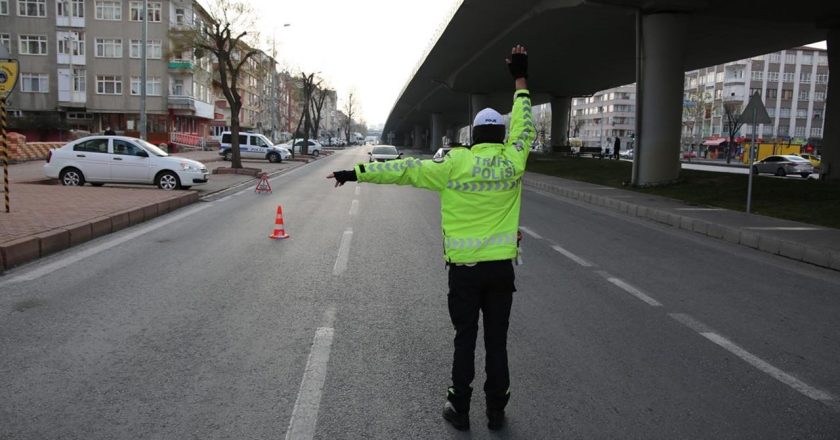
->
xmin=1 ymin=147 xmax=839 ymax=439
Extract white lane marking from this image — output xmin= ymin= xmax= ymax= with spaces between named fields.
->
xmin=354 ymin=185 xmax=360 ymax=196
xmin=519 ymin=226 xmax=543 ymax=240
xmin=603 ymin=275 xmax=662 ymax=307
xmin=703 ymin=332 xmax=835 ymax=404
xmin=0 ymin=204 xmax=212 ymax=286
xmin=744 ymin=227 xmax=824 ymax=231
xmin=284 ymin=307 xmax=337 ymax=440
xmin=349 ymin=199 xmax=359 ymax=216
xmin=668 ymin=313 xmax=837 ymax=409
xmin=333 ymin=228 xmax=353 ymax=276
xmin=551 ymin=245 xmax=592 ymax=267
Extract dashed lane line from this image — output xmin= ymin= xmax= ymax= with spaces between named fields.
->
xmin=333 ymin=228 xmax=353 ymax=276
xmin=596 ymin=271 xmax=663 ymax=307
xmin=551 ymin=245 xmax=593 ymax=267
xmin=349 ymin=199 xmax=359 ymax=216
xmin=284 ymin=306 xmax=337 ymax=440
xmin=519 ymin=226 xmax=543 ymax=240
xmin=669 ymin=313 xmax=837 ymax=410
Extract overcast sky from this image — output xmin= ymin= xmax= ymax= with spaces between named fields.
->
xmin=242 ymin=0 xmax=461 ymax=128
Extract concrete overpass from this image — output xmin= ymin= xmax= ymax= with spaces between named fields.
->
xmin=383 ymin=0 xmax=840 ymax=185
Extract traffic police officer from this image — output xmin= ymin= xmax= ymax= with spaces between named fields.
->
xmin=328 ymin=45 xmax=533 ymax=431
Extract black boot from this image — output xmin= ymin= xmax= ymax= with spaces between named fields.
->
xmin=442 ymin=401 xmax=470 ymax=431
xmin=486 ymin=409 xmax=505 ymax=431
xmin=443 ymin=387 xmax=471 ymax=431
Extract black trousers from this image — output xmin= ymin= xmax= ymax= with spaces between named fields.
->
xmin=447 ymin=260 xmax=515 ymax=413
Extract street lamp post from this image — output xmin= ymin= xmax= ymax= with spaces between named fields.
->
xmin=140 ymin=0 xmax=148 ymax=140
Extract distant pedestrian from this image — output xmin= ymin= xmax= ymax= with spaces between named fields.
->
xmin=104 ymin=126 xmax=116 ymax=135
xmin=328 ymin=45 xmax=534 ymax=432
xmin=613 ymin=136 xmax=620 ymax=160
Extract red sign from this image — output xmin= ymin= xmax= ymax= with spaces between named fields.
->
xmin=214 ymin=113 xmax=225 ymax=120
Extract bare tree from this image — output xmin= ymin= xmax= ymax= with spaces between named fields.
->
xmin=309 ymin=87 xmax=330 ymax=141
xmin=291 ymin=72 xmax=322 ymax=155
xmin=171 ymin=0 xmax=260 ymax=169
xmin=722 ymin=102 xmax=745 ymax=164
xmin=344 ymin=92 xmax=357 ymax=145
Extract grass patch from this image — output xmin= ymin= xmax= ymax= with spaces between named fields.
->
xmin=527 ymin=155 xmax=840 ymax=229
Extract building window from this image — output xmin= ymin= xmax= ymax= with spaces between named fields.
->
xmin=171 ymin=78 xmax=185 ymax=95
xmin=781 ymin=72 xmax=795 ymax=82
xmin=95 ymin=38 xmax=122 ymax=58
xmin=778 ymin=126 xmax=789 ymax=136
xmin=58 ymin=33 xmax=85 ymax=56
xmin=784 ymin=53 xmax=796 ymax=64
xmin=781 ymin=89 xmax=793 ymax=100
xmin=96 ymin=75 xmax=122 ymax=94
xmin=798 ymin=90 xmax=810 ymax=101
xmin=767 ymin=71 xmax=779 ymax=82
xmin=18 ymin=0 xmax=46 ymax=17
xmin=818 ymin=55 xmax=828 ymax=66
xmin=816 ymin=74 xmax=829 ymax=84
xmin=0 ymin=0 xmax=8 ymax=15
xmin=769 ymin=53 xmax=781 ymax=63
xmin=767 ymin=108 xmax=775 ymax=117
xmin=715 ymin=89 xmax=722 ymax=99
xmin=20 ymin=73 xmax=49 ymax=92
xmin=18 ymin=35 xmax=48 ymax=55
xmin=801 ymin=52 xmax=813 ymax=64
xmin=95 ymin=0 xmax=121 ymax=20
xmin=57 ymin=0 xmax=84 ymax=17
xmin=73 ymin=69 xmax=86 ymax=92
xmin=129 ymin=40 xmax=162 ymax=58
xmin=0 ymin=34 xmax=10 ymax=53
xmin=796 ymin=109 xmax=807 ymax=119
xmin=814 ymin=91 xmax=826 ymax=101
xmin=779 ymin=108 xmax=791 ymax=118
xmin=766 ymin=89 xmax=778 ymax=99
xmin=129 ymin=1 xmax=161 ymax=22
xmin=800 ymin=72 xmax=812 ymax=82
xmin=175 ymin=8 xmax=185 ymax=24
xmin=130 ymin=76 xmax=161 ymax=96
xmin=751 ymin=71 xmax=763 ymax=81
xmin=794 ymin=126 xmax=806 ymax=137
xmin=811 ymin=128 xmax=823 ymax=137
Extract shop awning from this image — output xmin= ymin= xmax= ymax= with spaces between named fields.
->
xmin=703 ymin=138 xmax=727 ymax=146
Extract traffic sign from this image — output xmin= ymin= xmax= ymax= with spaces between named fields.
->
xmin=0 ymin=58 xmax=19 ymax=97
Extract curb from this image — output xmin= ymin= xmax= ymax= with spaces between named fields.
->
xmin=0 ymin=192 xmax=199 ymax=271
xmin=522 ymin=177 xmax=840 ymax=272
xmin=0 ymin=151 xmax=335 ymax=272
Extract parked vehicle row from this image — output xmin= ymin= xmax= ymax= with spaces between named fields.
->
xmin=219 ymin=132 xmax=291 ymax=163
xmin=44 ymin=136 xmax=208 ymax=190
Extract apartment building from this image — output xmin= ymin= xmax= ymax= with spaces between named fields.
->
xmin=570 ymin=84 xmax=636 ymax=149
xmin=0 ymin=0 xmax=215 ymax=144
xmin=683 ymin=46 xmax=828 ymax=145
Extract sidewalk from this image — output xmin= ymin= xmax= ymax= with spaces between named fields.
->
xmin=523 ymin=173 xmax=840 ymax=272
xmin=0 ymin=150 xmax=331 ymax=271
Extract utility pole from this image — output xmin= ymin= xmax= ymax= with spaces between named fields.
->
xmin=140 ymin=0 xmax=148 ymax=140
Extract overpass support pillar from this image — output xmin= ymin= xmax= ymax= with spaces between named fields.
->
xmin=431 ymin=113 xmax=444 ymax=151
xmin=633 ymin=13 xmax=688 ymax=186
xmin=551 ymin=96 xmax=571 ymax=152
xmin=822 ymin=29 xmax=840 ymax=181
xmin=413 ymin=124 xmax=425 ymax=149
xmin=403 ymin=132 xmax=411 ymax=147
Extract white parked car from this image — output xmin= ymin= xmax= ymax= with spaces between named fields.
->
xmin=281 ymin=138 xmax=323 ymax=156
xmin=369 ymin=145 xmax=402 ymax=162
xmin=219 ymin=131 xmax=290 ymax=163
xmin=44 ymin=136 xmax=208 ymax=190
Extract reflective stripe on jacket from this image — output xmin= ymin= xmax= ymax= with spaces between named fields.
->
xmin=355 ymin=89 xmax=535 ymax=263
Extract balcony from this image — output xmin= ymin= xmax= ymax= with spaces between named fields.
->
xmin=168 ymin=95 xmax=214 ymax=119
xmin=56 ymin=16 xmax=85 ymax=28
xmin=168 ymin=59 xmax=195 ymax=73
xmin=58 ymin=90 xmax=86 ymax=106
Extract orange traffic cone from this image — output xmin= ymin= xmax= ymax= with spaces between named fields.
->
xmin=269 ymin=205 xmax=290 ymax=239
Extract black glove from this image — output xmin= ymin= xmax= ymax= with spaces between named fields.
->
xmin=508 ymin=53 xmax=528 ymax=79
xmin=332 ymin=169 xmax=357 ymax=184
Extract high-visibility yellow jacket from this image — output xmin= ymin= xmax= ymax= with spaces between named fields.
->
xmin=354 ymin=89 xmax=535 ymax=263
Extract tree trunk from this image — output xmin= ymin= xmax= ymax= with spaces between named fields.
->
xmin=230 ymin=102 xmax=243 ymax=169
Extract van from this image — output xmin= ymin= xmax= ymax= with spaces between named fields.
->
xmin=219 ymin=132 xmax=290 ymax=163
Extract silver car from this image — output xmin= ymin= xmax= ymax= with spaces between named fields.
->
xmin=753 ymin=155 xmax=814 ymax=178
